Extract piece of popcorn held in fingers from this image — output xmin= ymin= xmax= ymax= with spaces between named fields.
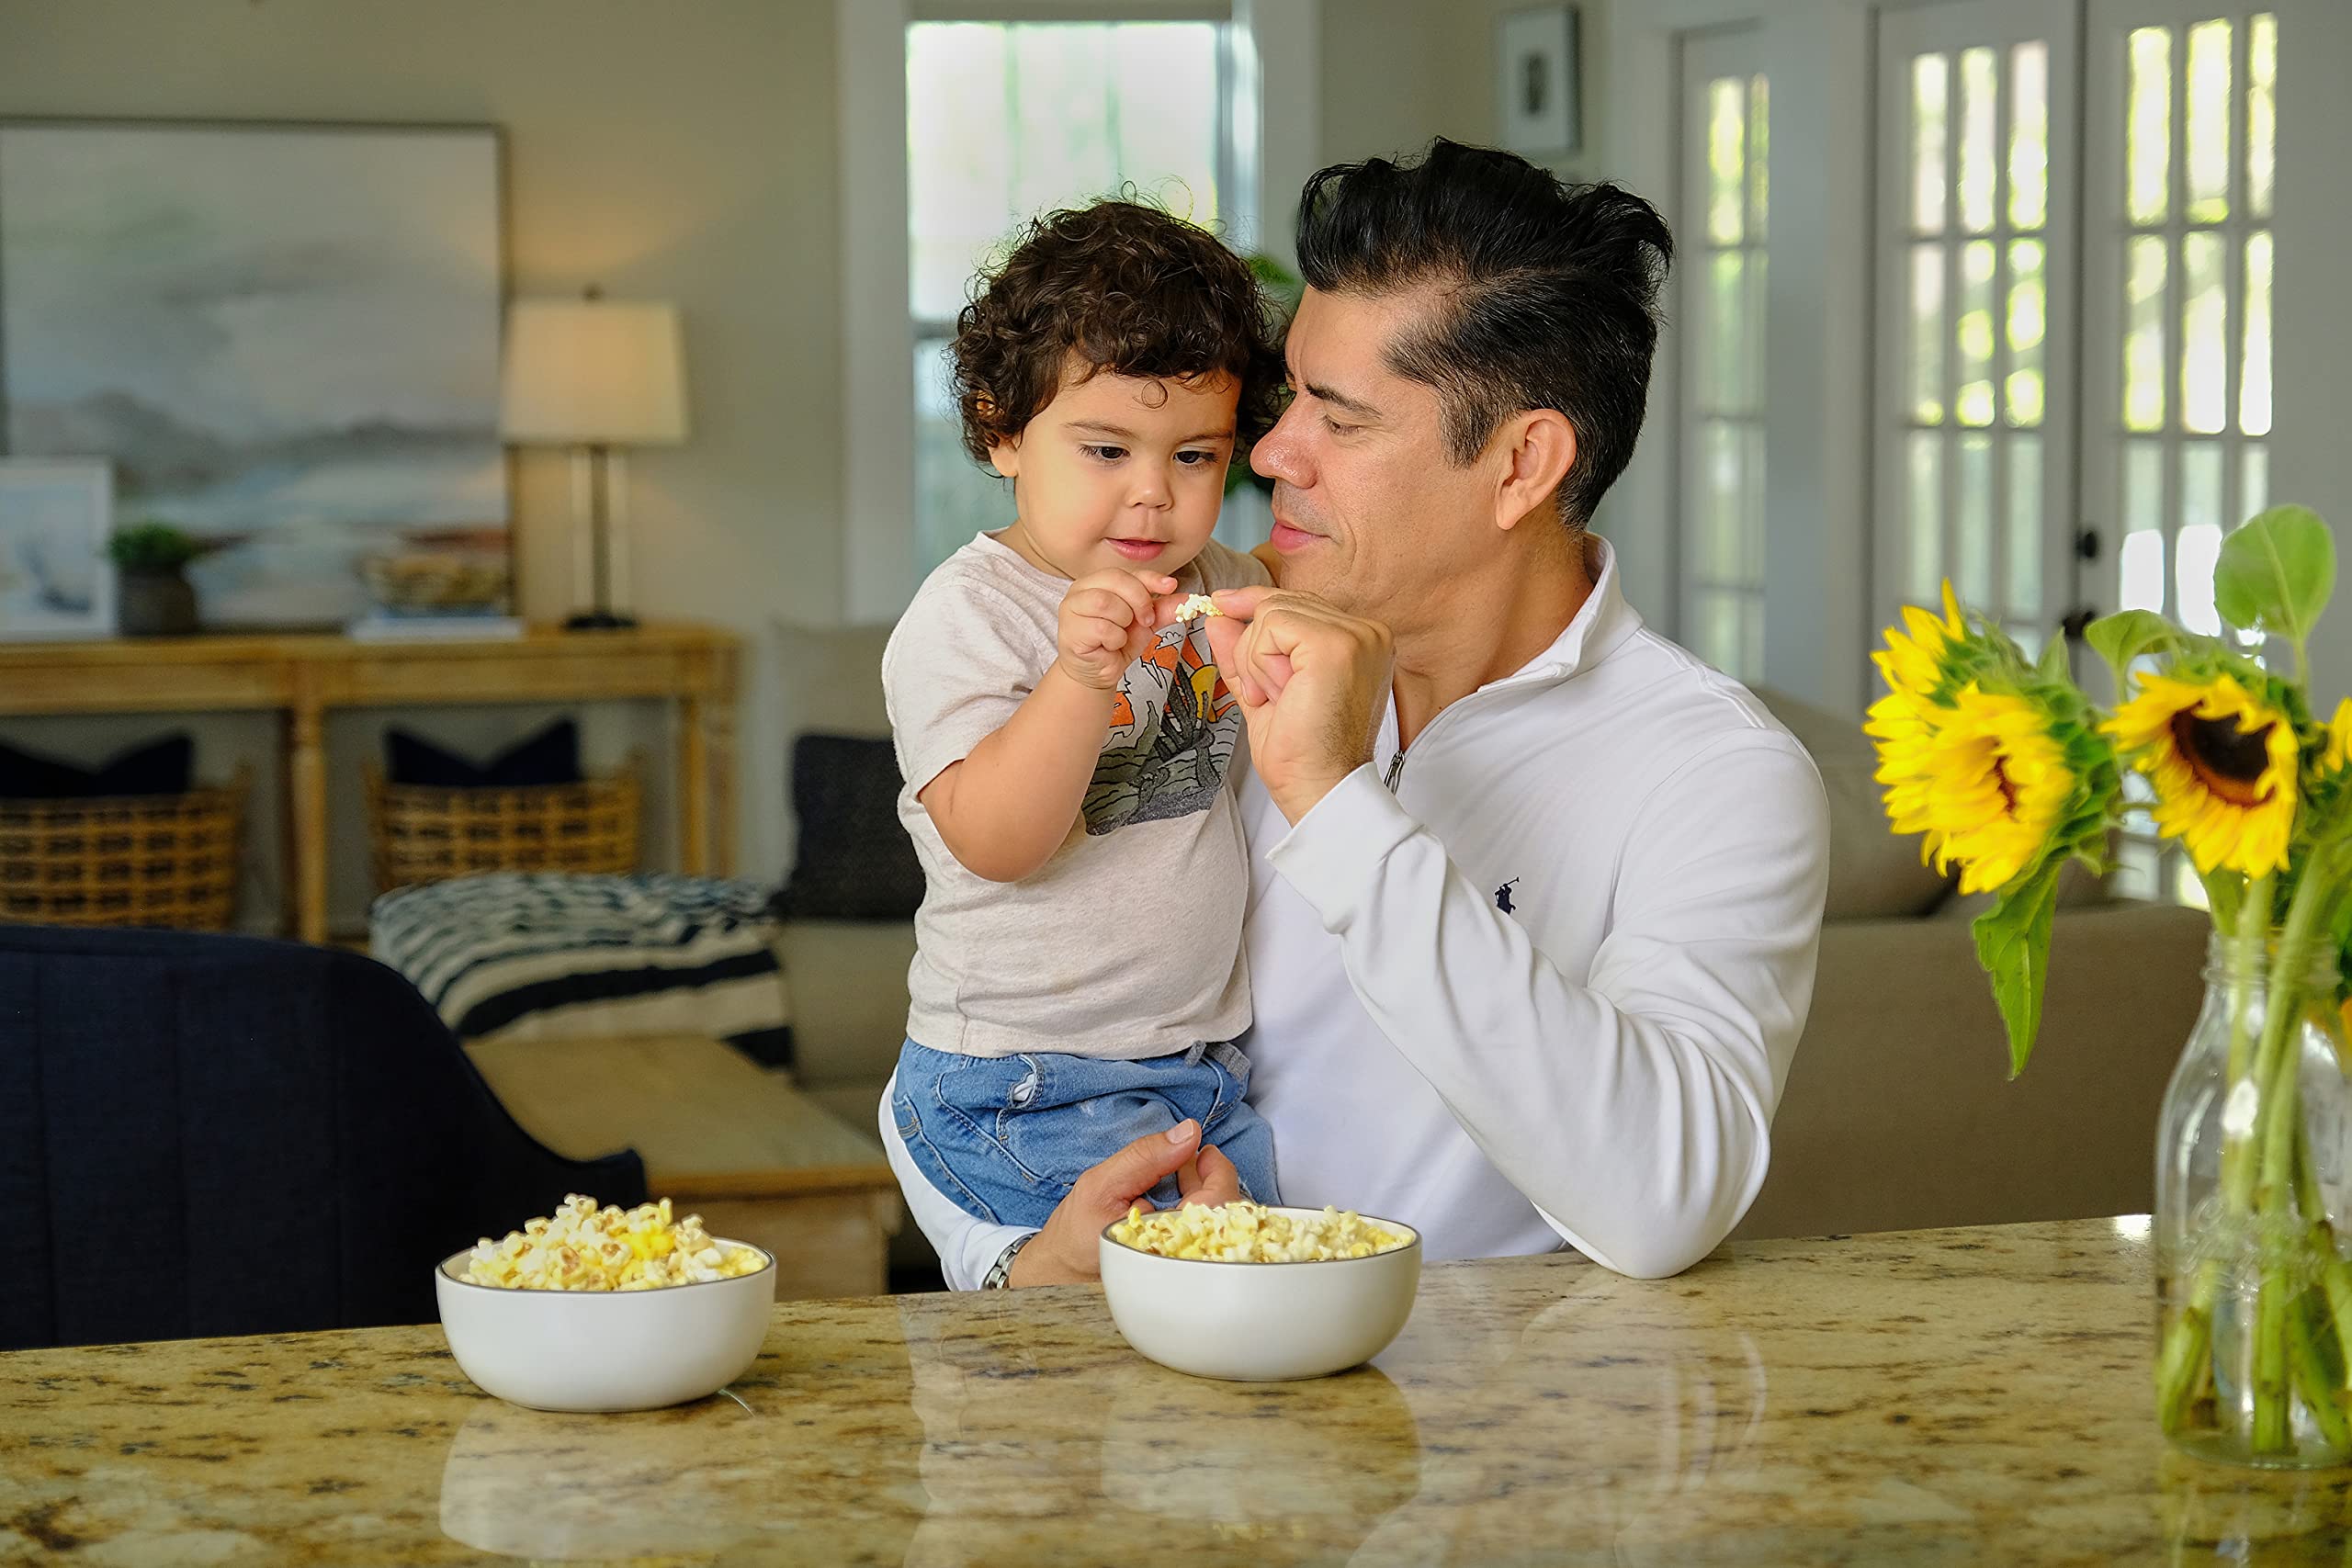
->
xmin=1173 ymin=592 xmax=1221 ymax=622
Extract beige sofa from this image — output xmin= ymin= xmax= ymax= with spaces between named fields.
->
xmin=768 ymin=627 xmax=2211 ymax=1258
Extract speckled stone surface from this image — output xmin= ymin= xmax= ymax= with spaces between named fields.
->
xmin=6 ymin=1218 xmax=2352 ymax=1564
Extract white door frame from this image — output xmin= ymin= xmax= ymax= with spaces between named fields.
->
xmin=1611 ymin=0 xmax=1877 ymax=714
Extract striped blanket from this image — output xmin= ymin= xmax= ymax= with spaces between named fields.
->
xmin=370 ymin=873 xmax=793 ymax=1067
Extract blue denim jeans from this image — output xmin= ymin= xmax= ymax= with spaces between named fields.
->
xmin=891 ymin=1038 xmax=1280 ymax=1229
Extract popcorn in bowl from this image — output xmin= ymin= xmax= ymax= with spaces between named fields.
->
xmin=1107 ymin=1200 xmax=1411 ymax=1263
xmin=459 ymin=1194 xmax=766 ymax=1292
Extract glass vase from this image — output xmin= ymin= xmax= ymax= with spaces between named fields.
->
xmin=2154 ymin=929 xmax=2352 ymax=1469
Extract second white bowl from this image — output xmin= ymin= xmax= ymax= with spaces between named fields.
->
xmin=1098 ymin=1207 xmax=1421 ymax=1382
xmin=435 ymin=1242 xmax=776 ymax=1413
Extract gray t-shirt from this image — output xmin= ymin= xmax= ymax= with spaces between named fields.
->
xmin=883 ymin=533 xmax=1269 ymax=1060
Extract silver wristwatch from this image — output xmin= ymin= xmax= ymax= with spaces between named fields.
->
xmin=981 ymin=1234 xmax=1034 ymax=1290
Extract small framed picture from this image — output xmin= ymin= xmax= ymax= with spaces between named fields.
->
xmin=0 ymin=458 xmax=114 ymax=639
xmin=1497 ymin=6 xmax=1581 ymax=158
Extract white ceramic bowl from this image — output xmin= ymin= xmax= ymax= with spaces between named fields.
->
xmin=1098 ymin=1207 xmax=1421 ymax=1382
xmin=435 ymin=1242 xmax=776 ymax=1412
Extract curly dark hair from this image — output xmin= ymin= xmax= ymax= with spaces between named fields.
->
xmin=951 ymin=199 xmax=1285 ymax=465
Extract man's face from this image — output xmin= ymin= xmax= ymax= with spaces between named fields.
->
xmin=990 ymin=355 xmax=1238 ymax=581
xmin=1250 ymin=286 xmax=1490 ymax=623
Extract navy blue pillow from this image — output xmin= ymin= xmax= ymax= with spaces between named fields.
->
xmin=385 ymin=720 xmax=583 ymax=788
xmin=0 ymin=734 xmax=195 ymax=798
xmin=775 ymin=734 xmax=923 ymax=920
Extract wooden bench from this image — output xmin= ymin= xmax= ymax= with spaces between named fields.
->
xmin=467 ymin=1033 xmax=902 ymax=1301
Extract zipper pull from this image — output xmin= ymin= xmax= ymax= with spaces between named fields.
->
xmin=1383 ymin=750 xmax=1406 ymax=792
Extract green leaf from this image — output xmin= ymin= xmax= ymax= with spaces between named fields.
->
xmin=2084 ymin=609 xmax=2178 ymax=685
xmin=1973 ymin=858 xmax=2064 ymax=1078
xmin=2214 ymin=506 xmax=2334 ymax=645
xmin=2036 ymin=634 xmax=2073 ymax=682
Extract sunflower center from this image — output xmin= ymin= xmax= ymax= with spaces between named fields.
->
xmin=1988 ymin=752 xmax=2020 ymax=816
xmin=2170 ymin=710 xmax=2276 ymax=807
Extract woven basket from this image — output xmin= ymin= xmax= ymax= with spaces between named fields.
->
xmin=0 ymin=767 xmax=249 ymax=931
xmin=365 ymin=754 xmax=642 ymax=893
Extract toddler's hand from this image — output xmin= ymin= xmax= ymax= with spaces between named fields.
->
xmin=1057 ymin=570 xmax=1177 ymax=691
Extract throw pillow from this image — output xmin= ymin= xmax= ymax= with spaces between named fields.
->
xmin=0 ymin=733 xmax=195 ymax=798
xmin=775 ymin=734 xmax=924 ymax=920
xmin=386 ymin=719 xmax=583 ymax=788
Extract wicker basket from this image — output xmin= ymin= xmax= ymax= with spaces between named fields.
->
xmin=0 ymin=767 xmax=250 ymax=931
xmin=365 ymin=754 xmax=642 ymax=893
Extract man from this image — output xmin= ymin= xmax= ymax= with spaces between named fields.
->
xmin=883 ymin=139 xmax=1832 ymax=1289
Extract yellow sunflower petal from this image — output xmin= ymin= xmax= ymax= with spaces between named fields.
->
xmin=2101 ymin=671 xmax=2295 ymax=877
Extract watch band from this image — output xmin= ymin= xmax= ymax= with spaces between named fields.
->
xmin=981 ymin=1233 xmax=1034 ymax=1290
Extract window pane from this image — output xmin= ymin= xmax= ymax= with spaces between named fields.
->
xmin=1745 ymin=420 xmax=1767 ymax=581
xmin=2178 ymin=444 xmax=2224 ymax=634
xmin=1698 ymin=591 xmax=1742 ymax=674
xmin=1959 ymin=48 xmax=1997 ymax=233
xmin=1743 ymin=596 xmax=1765 ymax=682
xmin=2184 ymin=19 xmax=2232 ymax=225
xmin=2125 ymin=439 xmax=2165 ymax=540
xmin=913 ymin=336 xmax=1006 ymax=570
xmin=1911 ymin=244 xmax=1945 ymax=424
xmin=1913 ymin=54 xmax=1948 ymax=233
xmin=1957 ymin=434 xmax=1994 ymax=604
xmin=2009 ymin=41 xmax=2049 ymax=230
xmin=2242 ymin=231 xmax=2273 ymax=435
xmin=2249 ymin=14 xmax=2277 ymax=218
xmin=1700 ymin=421 xmax=1743 ymax=578
xmin=1908 ymin=432 xmax=1944 ymax=603
xmin=1748 ymin=75 xmax=1770 ymax=242
xmin=2006 ymin=239 xmax=2047 ymax=425
xmin=2243 ymin=443 xmax=2269 ymax=521
xmin=2125 ymin=236 xmax=2167 ymax=432
xmin=2128 ymin=28 xmax=2172 ymax=227
xmin=908 ymin=20 xmax=1221 ymax=321
xmin=2008 ymin=432 xmax=2043 ymax=616
xmin=2121 ymin=529 xmax=2166 ymax=615
xmin=1709 ymin=77 xmax=1746 ymax=244
xmin=2181 ymin=231 xmax=2226 ymax=434
xmin=1957 ymin=240 xmax=1996 ymax=427
xmin=1702 ymin=252 xmax=1748 ymax=412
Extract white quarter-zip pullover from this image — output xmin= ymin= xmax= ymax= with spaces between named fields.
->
xmin=883 ymin=538 xmax=1833 ymax=1287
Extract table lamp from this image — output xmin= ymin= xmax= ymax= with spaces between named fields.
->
xmin=500 ymin=288 xmax=689 ymax=630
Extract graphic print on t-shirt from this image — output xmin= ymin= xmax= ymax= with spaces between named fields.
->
xmin=1081 ymin=619 xmax=1239 ymax=834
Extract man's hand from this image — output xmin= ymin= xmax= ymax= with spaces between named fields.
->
xmin=1006 ymin=1121 xmax=1243 ymax=1286
xmin=1057 ymin=570 xmax=1177 ymax=691
xmin=1205 ymin=586 xmax=1395 ymax=822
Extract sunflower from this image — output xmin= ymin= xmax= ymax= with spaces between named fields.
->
xmin=2103 ymin=672 xmax=2300 ymax=877
xmin=2326 ymin=698 xmax=2352 ymax=776
xmin=1874 ymin=682 xmax=2078 ymax=895
xmin=1871 ymin=581 xmax=1972 ymax=706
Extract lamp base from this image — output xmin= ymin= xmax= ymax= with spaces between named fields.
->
xmin=564 ymin=609 xmax=639 ymax=632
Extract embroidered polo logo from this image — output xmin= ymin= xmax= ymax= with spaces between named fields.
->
xmin=1495 ymin=878 xmax=1521 ymax=915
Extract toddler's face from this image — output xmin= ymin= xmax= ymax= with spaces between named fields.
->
xmin=989 ymin=356 xmax=1239 ymax=581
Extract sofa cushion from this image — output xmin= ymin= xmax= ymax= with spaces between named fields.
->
xmin=776 ymin=734 xmax=923 ymax=920
xmin=1751 ymin=685 xmax=1954 ymax=920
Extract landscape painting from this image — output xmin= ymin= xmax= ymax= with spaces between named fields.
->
xmin=0 ymin=120 xmax=508 ymax=627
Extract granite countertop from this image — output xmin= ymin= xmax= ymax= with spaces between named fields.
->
xmin=6 ymin=1217 xmax=2351 ymax=1564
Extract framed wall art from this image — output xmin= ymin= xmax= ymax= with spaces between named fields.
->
xmin=1497 ymin=6 xmax=1581 ymax=159
xmin=0 ymin=119 xmax=509 ymax=629
xmin=0 ymin=457 xmax=112 ymax=639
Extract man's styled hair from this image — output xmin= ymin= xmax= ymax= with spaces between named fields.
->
xmin=951 ymin=198 xmax=1285 ymax=463
xmin=1295 ymin=139 xmax=1674 ymax=529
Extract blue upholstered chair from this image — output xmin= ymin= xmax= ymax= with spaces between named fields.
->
xmin=0 ymin=921 xmax=644 ymax=1351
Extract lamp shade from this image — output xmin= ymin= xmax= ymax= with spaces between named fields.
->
xmin=500 ymin=299 xmax=689 ymax=446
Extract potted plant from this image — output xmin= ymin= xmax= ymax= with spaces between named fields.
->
xmin=106 ymin=522 xmax=204 ymax=637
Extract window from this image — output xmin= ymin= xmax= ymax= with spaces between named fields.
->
xmin=2092 ymin=9 xmax=2278 ymax=905
xmin=905 ymin=18 xmax=1249 ymax=573
xmin=1677 ymin=33 xmax=1768 ymax=679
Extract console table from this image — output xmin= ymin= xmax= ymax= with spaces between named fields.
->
xmin=0 ymin=624 xmax=739 ymax=943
